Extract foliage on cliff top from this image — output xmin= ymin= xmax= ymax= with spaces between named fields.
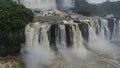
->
xmin=0 ymin=0 xmax=33 ymax=56
xmin=0 ymin=0 xmax=33 ymax=38
xmin=74 ymin=0 xmax=120 ymax=18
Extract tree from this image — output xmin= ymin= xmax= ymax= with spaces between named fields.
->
xmin=73 ymin=0 xmax=91 ymax=16
xmin=0 ymin=0 xmax=33 ymax=56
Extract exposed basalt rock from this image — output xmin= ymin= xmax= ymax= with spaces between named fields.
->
xmin=32 ymin=9 xmax=120 ymax=42
xmin=0 ymin=56 xmax=24 ymax=68
xmin=78 ymin=23 xmax=89 ymax=42
xmin=33 ymin=9 xmax=89 ymax=23
xmin=107 ymin=18 xmax=115 ymax=39
xmin=48 ymin=24 xmax=59 ymax=50
xmin=65 ymin=24 xmax=74 ymax=47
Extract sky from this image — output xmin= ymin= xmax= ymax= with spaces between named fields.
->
xmin=87 ymin=0 xmax=119 ymax=4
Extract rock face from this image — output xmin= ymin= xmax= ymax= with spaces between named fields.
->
xmin=33 ymin=9 xmax=90 ymax=23
xmin=0 ymin=56 xmax=24 ymax=68
xmin=33 ymin=9 xmax=120 ymax=41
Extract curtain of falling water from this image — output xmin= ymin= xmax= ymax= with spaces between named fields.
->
xmin=23 ymin=20 xmax=120 ymax=68
xmin=93 ymin=18 xmax=120 ymax=41
xmin=18 ymin=0 xmax=74 ymax=9
xmin=56 ymin=25 xmax=66 ymax=49
xmin=20 ymin=0 xmax=56 ymax=9
xmin=39 ymin=24 xmax=51 ymax=50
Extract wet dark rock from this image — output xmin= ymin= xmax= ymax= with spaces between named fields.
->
xmin=78 ymin=23 xmax=89 ymax=42
xmin=0 ymin=56 xmax=25 ymax=68
xmin=107 ymin=18 xmax=114 ymax=39
xmin=48 ymin=24 xmax=59 ymax=51
xmin=65 ymin=24 xmax=74 ymax=48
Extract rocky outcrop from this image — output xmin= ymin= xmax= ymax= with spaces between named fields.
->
xmin=32 ymin=9 xmax=120 ymax=41
xmin=0 ymin=56 xmax=24 ymax=68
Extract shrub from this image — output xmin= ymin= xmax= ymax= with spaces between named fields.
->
xmin=0 ymin=0 xmax=33 ymax=56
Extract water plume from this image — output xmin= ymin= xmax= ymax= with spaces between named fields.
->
xmin=88 ymin=26 xmax=120 ymax=59
xmin=23 ymin=44 xmax=55 ymax=68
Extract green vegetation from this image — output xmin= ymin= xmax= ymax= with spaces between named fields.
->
xmin=96 ymin=1 xmax=120 ymax=18
xmin=74 ymin=0 xmax=120 ymax=18
xmin=0 ymin=0 xmax=33 ymax=56
xmin=74 ymin=0 xmax=91 ymax=16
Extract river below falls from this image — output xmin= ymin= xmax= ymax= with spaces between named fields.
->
xmin=0 ymin=42 xmax=120 ymax=68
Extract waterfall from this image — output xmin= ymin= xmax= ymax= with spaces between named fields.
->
xmin=23 ymin=19 xmax=120 ymax=68
xmin=20 ymin=0 xmax=56 ymax=9
xmin=18 ymin=0 xmax=74 ymax=9
xmin=90 ymin=18 xmax=120 ymax=41
xmin=21 ymin=9 xmax=120 ymax=68
xmin=111 ymin=20 xmax=120 ymax=41
xmin=94 ymin=19 xmax=111 ymax=40
xmin=56 ymin=0 xmax=74 ymax=9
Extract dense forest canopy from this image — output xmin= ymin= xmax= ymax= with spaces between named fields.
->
xmin=0 ymin=0 xmax=33 ymax=56
xmin=74 ymin=0 xmax=120 ymax=18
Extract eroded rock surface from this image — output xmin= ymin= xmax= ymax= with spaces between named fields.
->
xmin=0 ymin=56 xmax=25 ymax=68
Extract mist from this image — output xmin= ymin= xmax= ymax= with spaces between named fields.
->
xmin=19 ymin=0 xmax=120 ymax=68
xmin=22 ymin=21 xmax=120 ymax=68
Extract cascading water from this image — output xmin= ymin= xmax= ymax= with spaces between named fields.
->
xmin=94 ymin=19 xmax=111 ymax=40
xmin=20 ymin=0 xmax=56 ymax=9
xmin=56 ymin=0 xmax=74 ymax=9
xmin=93 ymin=18 xmax=120 ymax=41
xmin=17 ymin=0 xmax=74 ymax=9
xmin=111 ymin=20 xmax=120 ymax=41
xmin=22 ymin=13 xmax=120 ymax=68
